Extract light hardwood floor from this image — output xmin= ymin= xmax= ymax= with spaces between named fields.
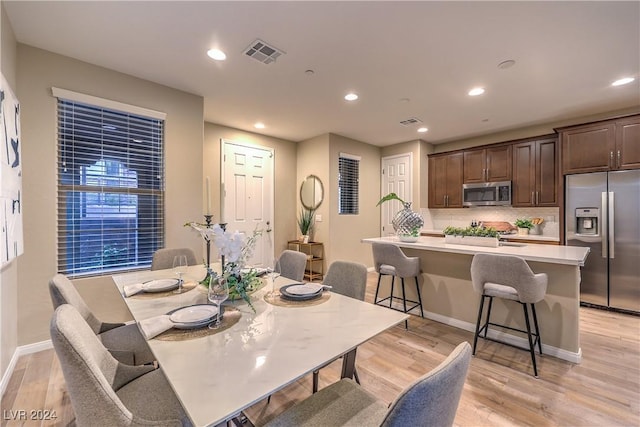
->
xmin=2 ymin=273 xmax=639 ymax=426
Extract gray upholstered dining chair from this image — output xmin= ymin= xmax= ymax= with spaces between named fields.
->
xmin=470 ymin=253 xmax=548 ymax=377
xmin=312 ymin=260 xmax=368 ymax=393
xmin=151 ymin=247 xmax=198 ymax=271
xmin=371 ymin=242 xmax=424 ymax=328
xmin=49 ymin=273 xmax=155 ymax=365
xmin=51 ymin=304 xmax=191 ymax=427
xmin=276 ymin=250 xmax=307 ymax=282
xmin=263 ymin=342 xmax=472 ymax=427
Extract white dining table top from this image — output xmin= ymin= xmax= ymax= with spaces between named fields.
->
xmin=112 ymin=265 xmax=408 ymax=427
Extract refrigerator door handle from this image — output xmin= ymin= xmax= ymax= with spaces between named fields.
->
xmin=609 ymin=191 xmax=615 ymax=259
xmin=602 ymin=192 xmax=608 ymax=258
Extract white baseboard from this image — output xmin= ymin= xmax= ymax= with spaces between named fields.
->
xmin=422 ymin=310 xmax=582 ymax=364
xmin=0 ymin=340 xmax=53 ymax=398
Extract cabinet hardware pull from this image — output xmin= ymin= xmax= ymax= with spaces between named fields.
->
xmin=536 ymin=191 xmax=539 ymax=205
xmin=443 ymin=195 xmax=446 ymax=206
xmin=531 ymin=192 xmax=534 ymax=205
xmin=617 ymin=150 xmax=621 ymax=168
xmin=610 ymin=151 xmax=614 ymax=168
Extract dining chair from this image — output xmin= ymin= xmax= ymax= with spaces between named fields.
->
xmin=312 ymin=260 xmax=368 ymax=393
xmin=151 ymin=247 xmax=198 ymax=271
xmin=263 ymin=342 xmax=472 ymax=427
xmin=277 ymin=250 xmax=307 ymax=282
xmin=50 ymin=304 xmax=191 ymax=427
xmin=49 ymin=273 xmax=155 ymax=365
xmin=471 ymin=253 xmax=548 ymax=377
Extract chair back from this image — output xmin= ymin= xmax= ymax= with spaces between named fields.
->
xmin=371 ymin=243 xmax=420 ymax=278
xmin=49 ymin=273 xmax=102 ymax=334
xmin=277 ymin=250 xmax=307 ymax=282
xmin=470 ymin=254 xmax=548 ymax=303
xmin=50 ymin=305 xmax=158 ymax=426
xmin=380 ymin=342 xmax=472 ymax=427
xmin=323 ymin=261 xmax=368 ymax=300
xmin=151 ymin=248 xmax=198 ymax=271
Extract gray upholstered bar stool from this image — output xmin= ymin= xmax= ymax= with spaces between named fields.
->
xmin=371 ymin=242 xmax=424 ymax=328
xmin=470 ymin=253 xmax=548 ymax=377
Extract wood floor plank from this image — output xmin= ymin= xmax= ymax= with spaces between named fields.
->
xmin=1 ymin=272 xmax=638 ymax=427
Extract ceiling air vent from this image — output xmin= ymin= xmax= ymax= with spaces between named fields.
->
xmin=243 ymin=39 xmax=285 ymax=64
xmin=399 ymin=117 xmax=423 ymax=126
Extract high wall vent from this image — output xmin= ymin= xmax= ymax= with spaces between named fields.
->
xmin=243 ymin=39 xmax=285 ymax=64
xmin=399 ymin=117 xmax=423 ymax=126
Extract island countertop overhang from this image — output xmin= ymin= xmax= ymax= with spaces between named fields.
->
xmin=362 ymin=236 xmax=590 ymax=267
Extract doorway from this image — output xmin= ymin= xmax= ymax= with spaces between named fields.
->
xmin=221 ymin=140 xmax=274 ymax=267
xmin=381 ymin=153 xmax=413 ymax=236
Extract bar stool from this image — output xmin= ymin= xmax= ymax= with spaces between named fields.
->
xmin=371 ymin=242 xmax=424 ymax=328
xmin=470 ymin=253 xmax=548 ymax=377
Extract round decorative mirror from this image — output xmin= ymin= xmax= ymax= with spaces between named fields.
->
xmin=300 ymin=175 xmax=324 ymax=210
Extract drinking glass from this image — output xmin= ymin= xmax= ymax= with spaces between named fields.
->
xmin=208 ymin=276 xmax=229 ymax=329
xmin=267 ymin=259 xmax=281 ymax=300
xmin=172 ymin=255 xmax=188 ymax=294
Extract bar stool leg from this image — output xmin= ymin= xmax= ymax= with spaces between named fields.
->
xmin=523 ymin=303 xmax=538 ymax=378
xmin=483 ymin=296 xmax=494 ymax=338
xmin=389 ymin=276 xmax=395 ymax=309
xmin=400 ymin=278 xmax=408 ymax=314
xmin=312 ymin=370 xmax=319 ymax=393
xmin=374 ymin=273 xmax=383 ymax=305
xmin=415 ymin=276 xmax=424 ymax=318
xmin=531 ymin=303 xmax=542 ymax=354
xmin=473 ymin=295 xmax=486 ymax=355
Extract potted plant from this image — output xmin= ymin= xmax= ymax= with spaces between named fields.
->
xmin=298 ymin=207 xmax=316 ymax=243
xmin=376 ymin=193 xmax=424 ymax=236
xmin=514 ymin=219 xmax=534 ymax=235
xmin=443 ymin=226 xmax=499 ymax=247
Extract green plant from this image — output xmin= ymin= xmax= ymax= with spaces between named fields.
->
xmin=376 ymin=192 xmax=406 ymax=206
xmin=443 ymin=226 xmax=499 ymax=238
xmin=298 ymin=207 xmax=316 ymax=235
xmin=515 ymin=218 xmax=534 ymax=229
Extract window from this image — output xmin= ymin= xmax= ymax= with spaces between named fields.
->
xmin=56 ymin=92 xmax=165 ymax=277
xmin=338 ymin=153 xmax=360 ymax=214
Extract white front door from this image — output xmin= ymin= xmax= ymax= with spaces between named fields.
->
xmin=381 ymin=153 xmax=412 ymax=236
xmin=222 ymin=140 xmax=274 ymax=267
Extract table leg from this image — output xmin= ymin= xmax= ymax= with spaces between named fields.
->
xmin=341 ymin=348 xmax=358 ymax=379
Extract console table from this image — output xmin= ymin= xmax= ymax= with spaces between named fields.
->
xmin=287 ymin=240 xmax=324 ymax=281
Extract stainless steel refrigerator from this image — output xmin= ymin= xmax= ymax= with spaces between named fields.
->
xmin=565 ymin=170 xmax=640 ymax=313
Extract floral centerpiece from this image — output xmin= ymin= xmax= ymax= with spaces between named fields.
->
xmin=186 ymin=222 xmax=263 ymax=311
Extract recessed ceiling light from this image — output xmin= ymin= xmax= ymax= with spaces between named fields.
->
xmin=344 ymin=93 xmax=359 ymax=101
xmin=612 ymin=77 xmax=635 ymax=86
xmin=468 ymin=87 xmax=485 ymax=96
xmin=417 ymin=127 xmax=428 ymax=133
xmin=254 ymin=122 xmax=266 ymax=129
xmin=207 ymin=49 xmax=227 ymax=61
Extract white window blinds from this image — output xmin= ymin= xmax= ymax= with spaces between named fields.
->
xmin=338 ymin=154 xmax=360 ymax=215
xmin=56 ymin=97 xmax=165 ymax=277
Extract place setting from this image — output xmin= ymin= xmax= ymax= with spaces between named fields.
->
xmin=123 ymin=255 xmax=198 ymax=298
xmin=265 ymin=282 xmax=332 ymax=308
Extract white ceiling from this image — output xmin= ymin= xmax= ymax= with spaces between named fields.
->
xmin=4 ymin=1 xmax=640 ymax=146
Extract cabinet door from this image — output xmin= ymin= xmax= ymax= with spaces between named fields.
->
xmin=536 ymin=139 xmax=558 ymax=206
xmin=616 ymin=116 xmax=640 ymax=170
xmin=512 ymin=142 xmax=536 ymax=207
xmin=445 ymin=153 xmax=464 ymax=207
xmin=486 ymin=145 xmax=512 ymax=182
xmin=428 ymin=155 xmax=449 ymax=208
xmin=562 ymin=123 xmax=615 ymax=174
xmin=463 ymin=149 xmax=485 ymax=183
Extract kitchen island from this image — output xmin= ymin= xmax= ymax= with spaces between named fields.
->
xmin=362 ymin=236 xmax=590 ymax=363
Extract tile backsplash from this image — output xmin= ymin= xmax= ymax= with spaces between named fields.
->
xmin=421 ymin=207 xmax=560 ymax=238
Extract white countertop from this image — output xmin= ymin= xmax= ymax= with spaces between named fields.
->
xmin=363 ymin=236 xmax=589 ymax=266
xmin=421 ymin=229 xmax=559 ymax=242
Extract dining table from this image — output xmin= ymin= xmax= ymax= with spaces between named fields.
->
xmin=112 ymin=265 xmax=408 ymax=427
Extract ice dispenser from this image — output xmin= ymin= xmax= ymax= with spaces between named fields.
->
xmin=576 ymin=208 xmax=599 ymax=236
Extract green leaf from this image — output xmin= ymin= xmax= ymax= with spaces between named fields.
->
xmin=376 ymin=192 xmax=405 ymax=206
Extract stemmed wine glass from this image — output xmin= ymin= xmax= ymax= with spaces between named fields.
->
xmin=208 ymin=276 xmax=229 ymax=329
xmin=267 ymin=259 xmax=281 ymax=300
xmin=172 ymin=255 xmax=188 ymax=294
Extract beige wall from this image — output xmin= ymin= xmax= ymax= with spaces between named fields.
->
xmin=1 ymin=0 xmax=18 ymax=379
xmin=328 ymin=133 xmax=381 ymax=267
xmin=296 ymin=134 xmax=330 ymax=245
xmin=16 ymin=45 xmax=204 ymax=345
xmin=204 ymin=122 xmax=298 ymax=258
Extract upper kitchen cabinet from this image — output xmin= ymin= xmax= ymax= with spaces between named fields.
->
xmin=512 ymin=137 xmax=558 ymax=207
xmin=560 ymin=115 xmax=640 ymax=174
xmin=463 ymin=145 xmax=512 ymax=183
xmin=428 ymin=152 xmax=463 ymax=208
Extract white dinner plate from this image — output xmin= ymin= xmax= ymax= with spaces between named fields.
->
xmin=285 ymin=283 xmax=323 ymax=296
xmin=142 ymin=279 xmax=180 ymax=293
xmin=170 ymin=304 xmax=218 ymax=324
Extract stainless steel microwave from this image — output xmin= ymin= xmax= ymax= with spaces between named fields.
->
xmin=462 ymin=181 xmax=512 ymax=206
